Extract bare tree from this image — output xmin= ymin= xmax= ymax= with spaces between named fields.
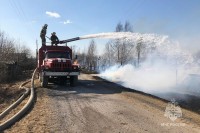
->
xmin=15 ymin=42 xmax=31 ymax=61
xmin=0 ymin=31 xmax=15 ymax=61
xmin=114 ymin=22 xmax=124 ymax=64
xmin=120 ymin=38 xmax=134 ymax=65
xmin=136 ymin=37 xmax=144 ymax=67
xmin=124 ymin=21 xmax=133 ymax=32
xmin=0 ymin=29 xmax=34 ymax=82
xmin=86 ymin=39 xmax=97 ymax=71
xmin=116 ymin=22 xmax=123 ymax=32
xmin=107 ymin=21 xmax=134 ymax=66
xmin=101 ymin=41 xmax=115 ymax=68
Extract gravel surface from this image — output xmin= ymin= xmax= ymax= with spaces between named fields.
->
xmin=3 ymin=73 xmax=200 ymax=132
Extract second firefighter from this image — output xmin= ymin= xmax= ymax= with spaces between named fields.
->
xmin=50 ymin=32 xmax=59 ymax=46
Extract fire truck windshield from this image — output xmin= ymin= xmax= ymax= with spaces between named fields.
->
xmin=46 ymin=52 xmax=70 ymax=59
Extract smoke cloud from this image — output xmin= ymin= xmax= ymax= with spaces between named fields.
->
xmin=95 ymin=32 xmax=200 ymax=98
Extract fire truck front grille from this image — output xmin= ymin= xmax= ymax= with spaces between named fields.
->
xmin=52 ymin=63 xmax=71 ymax=69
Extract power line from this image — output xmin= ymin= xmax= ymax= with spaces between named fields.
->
xmin=15 ymin=0 xmax=30 ymax=24
xmin=8 ymin=0 xmax=22 ymax=22
xmin=8 ymin=0 xmax=36 ymax=44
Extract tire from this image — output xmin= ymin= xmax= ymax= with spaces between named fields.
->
xmin=39 ymin=73 xmax=42 ymax=82
xmin=70 ymin=76 xmax=78 ymax=87
xmin=41 ymin=76 xmax=48 ymax=87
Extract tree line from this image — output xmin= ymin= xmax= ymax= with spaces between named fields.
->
xmin=0 ymin=30 xmax=35 ymax=82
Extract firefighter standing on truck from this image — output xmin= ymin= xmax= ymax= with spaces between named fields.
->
xmin=50 ymin=32 xmax=59 ymax=46
xmin=40 ymin=24 xmax=48 ymax=46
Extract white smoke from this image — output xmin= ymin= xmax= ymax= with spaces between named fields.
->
xmin=94 ymin=32 xmax=200 ymax=96
xmin=101 ymin=64 xmax=175 ymax=93
xmin=100 ymin=61 xmax=190 ymax=94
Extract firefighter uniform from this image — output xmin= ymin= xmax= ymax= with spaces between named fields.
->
xmin=50 ymin=32 xmax=59 ymax=46
xmin=40 ymin=24 xmax=48 ymax=46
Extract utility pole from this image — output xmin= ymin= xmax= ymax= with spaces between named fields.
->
xmin=36 ymin=39 xmax=38 ymax=66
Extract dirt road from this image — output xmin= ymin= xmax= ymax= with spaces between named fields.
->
xmin=5 ymin=74 xmax=200 ymax=132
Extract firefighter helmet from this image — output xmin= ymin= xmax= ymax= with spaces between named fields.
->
xmin=44 ymin=24 xmax=48 ymax=27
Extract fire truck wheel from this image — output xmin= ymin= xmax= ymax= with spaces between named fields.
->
xmin=39 ymin=73 xmax=42 ymax=82
xmin=41 ymin=76 xmax=48 ymax=87
xmin=70 ymin=76 xmax=77 ymax=87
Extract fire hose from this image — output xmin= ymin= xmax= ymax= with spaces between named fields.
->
xmin=0 ymin=68 xmax=37 ymax=131
xmin=0 ymin=81 xmax=30 ymax=119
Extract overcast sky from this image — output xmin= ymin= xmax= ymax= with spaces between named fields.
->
xmin=0 ymin=0 xmax=200 ymax=54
